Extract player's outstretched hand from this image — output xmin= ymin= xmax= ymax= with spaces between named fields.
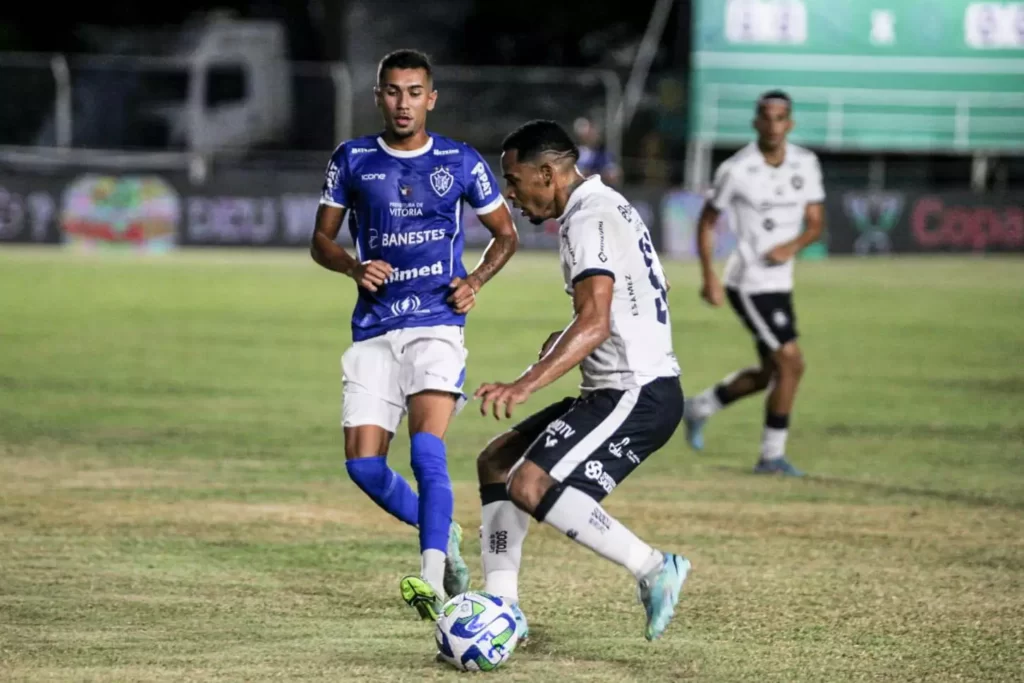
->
xmin=351 ymin=260 xmax=393 ymax=292
xmin=447 ymin=276 xmax=481 ymax=314
xmin=474 ymin=381 xmax=532 ymax=420
xmin=700 ymin=275 xmax=725 ymax=307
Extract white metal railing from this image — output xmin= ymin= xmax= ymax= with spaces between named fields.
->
xmin=0 ymin=53 xmax=623 ymax=172
xmin=694 ymin=84 xmax=1024 ymax=152
xmin=685 ymin=83 xmax=1024 ymax=189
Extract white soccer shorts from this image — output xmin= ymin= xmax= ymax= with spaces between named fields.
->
xmin=341 ymin=324 xmax=468 ymax=433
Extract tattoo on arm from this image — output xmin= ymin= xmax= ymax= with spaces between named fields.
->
xmin=469 ymin=206 xmax=518 ymax=289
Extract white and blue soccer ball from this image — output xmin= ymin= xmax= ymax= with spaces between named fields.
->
xmin=435 ymin=591 xmax=519 ymax=672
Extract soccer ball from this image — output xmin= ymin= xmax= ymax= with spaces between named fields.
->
xmin=435 ymin=592 xmax=519 ymax=672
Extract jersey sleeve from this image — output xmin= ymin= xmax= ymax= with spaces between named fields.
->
xmin=708 ymin=161 xmax=736 ymax=211
xmin=462 ymin=147 xmax=506 ymax=215
xmin=320 ymin=145 xmax=350 ymax=208
xmin=566 ymin=209 xmax=617 ymax=286
xmin=805 ymin=156 xmax=826 ymax=203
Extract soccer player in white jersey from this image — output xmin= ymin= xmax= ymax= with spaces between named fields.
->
xmin=311 ymin=49 xmax=518 ymax=619
xmin=682 ymin=90 xmax=825 ymax=476
xmin=472 ymin=120 xmax=690 ymax=642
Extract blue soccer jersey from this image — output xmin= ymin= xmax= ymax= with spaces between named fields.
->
xmin=320 ymin=133 xmax=506 ymax=342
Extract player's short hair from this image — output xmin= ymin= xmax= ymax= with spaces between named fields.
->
xmin=377 ymin=49 xmax=433 ymax=85
xmin=501 ymin=119 xmax=580 ymax=164
xmin=756 ymin=90 xmax=792 ymax=114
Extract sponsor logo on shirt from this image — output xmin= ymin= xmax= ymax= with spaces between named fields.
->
xmin=384 ymin=260 xmax=445 ymax=283
xmin=381 ymin=228 xmax=447 ymax=247
xmin=470 ymin=162 xmax=493 ymax=198
xmin=389 ymin=201 xmax=424 ymax=217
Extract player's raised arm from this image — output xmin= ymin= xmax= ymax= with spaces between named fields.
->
xmin=765 ymin=158 xmax=826 ymax=265
xmin=764 ymin=200 xmax=823 ymax=264
xmin=475 ymin=208 xmax=615 ymax=419
xmin=524 ymin=273 xmax=613 ymax=388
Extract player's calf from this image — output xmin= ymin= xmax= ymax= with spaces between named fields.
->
xmin=510 ymin=461 xmax=688 ymax=638
xmin=509 ymin=461 xmax=666 ymax=584
xmin=343 ymin=426 xmax=419 ymax=527
xmin=477 ymin=430 xmax=531 ymax=616
xmin=756 ymin=342 xmax=806 ymax=476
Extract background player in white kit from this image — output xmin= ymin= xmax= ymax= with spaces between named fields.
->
xmin=473 ymin=120 xmax=690 ymax=642
xmin=683 ymin=90 xmax=825 ymax=476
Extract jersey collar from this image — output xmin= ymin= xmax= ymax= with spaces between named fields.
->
xmin=557 ymin=175 xmax=603 ymax=223
xmin=377 ymin=135 xmax=434 ymax=158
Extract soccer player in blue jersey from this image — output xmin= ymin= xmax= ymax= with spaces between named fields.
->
xmin=310 ymin=49 xmax=518 ymax=620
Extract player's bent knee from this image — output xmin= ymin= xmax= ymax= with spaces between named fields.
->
xmin=505 ymin=461 xmax=554 ymax=516
xmin=477 ymin=430 xmax=527 ymax=484
xmin=775 ymin=343 xmax=805 ymax=378
xmin=344 ymin=425 xmax=391 ymax=460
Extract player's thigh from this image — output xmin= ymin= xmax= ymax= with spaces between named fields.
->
xmin=479 ymin=397 xmax=577 ymax=482
xmin=772 ymin=339 xmax=805 ymax=377
xmin=341 ymin=335 xmax=404 ymax=437
xmin=406 ymin=390 xmax=457 ymax=438
xmin=398 ymin=326 xmax=468 ymax=434
xmin=517 ymin=386 xmax=654 ymax=500
xmin=550 ymin=377 xmax=684 ymax=502
xmin=729 ymin=288 xmax=798 ymax=356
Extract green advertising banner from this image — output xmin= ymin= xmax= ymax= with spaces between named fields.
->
xmin=690 ymin=0 xmax=1024 ymax=152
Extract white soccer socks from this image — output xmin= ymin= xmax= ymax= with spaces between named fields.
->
xmin=761 ymin=412 xmax=790 ymax=461
xmin=537 ymin=484 xmax=662 ymax=581
xmin=479 ymin=484 xmax=530 ymax=603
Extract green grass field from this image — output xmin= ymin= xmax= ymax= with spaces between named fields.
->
xmin=1 ymin=247 xmax=1022 ymax=682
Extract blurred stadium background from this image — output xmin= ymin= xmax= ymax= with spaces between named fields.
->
xmin=1 ymin=0 xmax=1021 ymax=255
xmin=1 ymin=2 xmax=1022 ymax=681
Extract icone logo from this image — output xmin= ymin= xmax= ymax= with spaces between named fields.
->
xmin=361 ymin=173 xmax=386 ymax=181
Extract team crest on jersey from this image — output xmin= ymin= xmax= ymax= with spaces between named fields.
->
xmin=429 ymin=166 xmax=454 ymax=197
xmin=791 ymin=175 xmax=804 ymax=190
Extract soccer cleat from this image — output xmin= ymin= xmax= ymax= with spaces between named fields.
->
xmin=443 ymin=521 xmax=470 ymax=598
xmin=638 ymin=552 xmax=690 ymax=641
xmin=400 ymin=575 xmax=444 ymax=622
xmin=753 ymin=457 xmax=804 ymax=477
xmin=509 ymin=601 xmax=529 ymax=644
xmin=683 ymin=414 xmax=706 ymax=451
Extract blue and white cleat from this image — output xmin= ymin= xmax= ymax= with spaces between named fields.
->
xmin=683 ymin=415 xmax=706 ymax=451
xmin=509 ymin=601 xmax=529 ymax=643
xmin=638 ymin=552 xmax=690 ymax=641
xmin=753 ymin=457 xmax=804 ymax=477
xmin=443 ymin=521 xmax=470 ymax=598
